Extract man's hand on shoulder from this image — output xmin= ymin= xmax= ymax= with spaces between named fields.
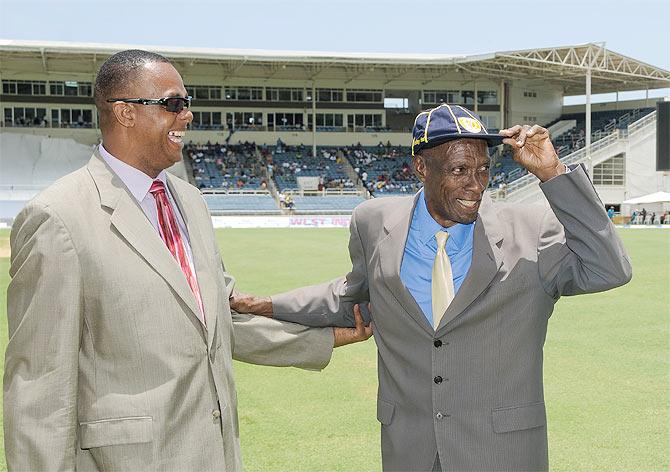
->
xmin=229 ymin=290 xmax=273 ymax=316
xmin=333 ymin=304 xmax=373 ymax=348
xmin=500 ymin=124 xmax=566 ymax=182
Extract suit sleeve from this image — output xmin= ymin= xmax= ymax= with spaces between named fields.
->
xmin=4 ymin=201 xmax=83 ymax=471
xmin=223 ymin=267 xmax=335 ymax=370
xmin=270 ymin=209 xmax=370 ymax=328
xmin=537 ymin=164 xmax=632 ymax=299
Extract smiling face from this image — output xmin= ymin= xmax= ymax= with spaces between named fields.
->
xmin=131 ymin=62 xmax=192 ymax=176
xmin=106 ymin=61 xmax=192 ymax=178
xmin=414 ymin=139 xmax=490 ymax=227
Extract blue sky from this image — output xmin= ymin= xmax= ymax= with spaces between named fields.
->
xmin=1 ymin=0 xmax=668 ymax=101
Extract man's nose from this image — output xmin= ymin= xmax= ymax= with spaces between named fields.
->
xmin=465 ymin=171 xmax=486 ymax=193
xmin=179 ymin=109 xmax=193 ymax=124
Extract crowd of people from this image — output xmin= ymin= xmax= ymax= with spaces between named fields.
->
xmin=629 ymin=208 xmax=670 ymax=225
xmin=185 ymin=141 xmax=267 ymax=190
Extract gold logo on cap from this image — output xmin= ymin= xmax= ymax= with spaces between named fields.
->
xmin=458 ymin=117 xmax=483 ymax=133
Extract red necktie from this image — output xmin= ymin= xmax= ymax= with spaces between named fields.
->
xmin=149 ymin=180 xmax=205 ymax=324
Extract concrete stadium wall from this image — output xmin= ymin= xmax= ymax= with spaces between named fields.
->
xmin=595 ymin=118 xmax=670 ymax=206
xmin=508 ymin=80 xmax=563 ymax=127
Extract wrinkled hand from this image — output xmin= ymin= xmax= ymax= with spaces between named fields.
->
xmin=499 ymin=124 xmax=565 ymax=182
xmin=333 ymin=304 xmax=373 ymax=348
xmin=229 ymin=290 xmax=273 ymax=316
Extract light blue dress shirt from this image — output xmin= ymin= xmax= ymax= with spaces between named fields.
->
xmin=399 ymin=191 xmax=475 ymax=325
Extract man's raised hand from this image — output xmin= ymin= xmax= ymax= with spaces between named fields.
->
xmin=499 ymin=124 xmax=565 ymax=182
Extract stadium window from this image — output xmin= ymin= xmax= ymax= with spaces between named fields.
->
xmin=17 ymin=82 xmax=31 ymax=95
xmin=47 ymin=81 xmax=93 ymax=97
xmin=422 ymin=90 xmax=459 ymax=104
xmin=268 ymin=112 xmax=303 ymax=130
xmin=2 ymin=80 xmax=46 ymax=95
xmin=187 ymin=85 xmax=222 ymax=100
xmin=384 ymin=98 xmax=409 ymax=109
xmin=49 ymin=81 xmax=64 ymax=95
xmin=267 ymin=87 xmax=304 ymax=102
xmin=461 ymin=91 xmax=475 ymax=105
xmin=317 ymin=88 xmax=344 ymax=102
xmin=239 ymin=87 xmax=263 ymax=101
xmin=64 ymin=82 xmax=78 ymax=96
xmin=2 ymin=81 xmax=16 ymax=94
xmin=348 ymin=113 xmax=383 ymax=130
xmin=78 ymin=83 xmax=92 ymax=96
xmin=7 ymin=107 xmax=48 ymax=126
xmin=54 ymin=108 xmax=93 ymax=127
xmin=223 ymin=86 xmax=262 ymax=101
xmin=523 ymin=90 xmax=538 ymax=98
xmin=477 ymin=91 xmax=497 ymax=105
xmin=226 ymin=112 xmax=263 ymax=129
xmin=593 ymin=153 xmax=625 ymax=186
xmin=308 ymin=113 xmax=344 ymax=130
xmin=346 ymin=89 xmax=383 ymax=102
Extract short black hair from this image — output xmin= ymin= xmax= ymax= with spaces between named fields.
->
xmin=94 ymin=49 xmax=171 ymax=124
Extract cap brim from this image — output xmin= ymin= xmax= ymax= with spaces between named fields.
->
xmin=415 ymin=133 xmax=505 ymax=154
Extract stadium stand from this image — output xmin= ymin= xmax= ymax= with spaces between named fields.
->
xmin=261 ymin=142 xmax=355 ymax=192
xmin=185 ymin=141 xmax=268 ymax=190
xmin=344 ymin=144 xmax=422 ymax=196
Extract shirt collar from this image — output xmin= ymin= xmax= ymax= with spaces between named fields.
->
xmin=99 ymin=144 xmax=168 ymax=203
xmin=412 ymin=190 xmax=474 ymax=249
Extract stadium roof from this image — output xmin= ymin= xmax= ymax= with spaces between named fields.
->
xmin=1 ymin=40 xmax=669 ymax=94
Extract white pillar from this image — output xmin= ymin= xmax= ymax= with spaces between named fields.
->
xmin=311 ymin=82 xmax=317 ymax=158
xmin=474 ymin=80 xmax=478 ymax=113
xmin=499 ymin=79 xmax=505 ymax=130
xmin=585 ymin=65 xmax=592 ymax=178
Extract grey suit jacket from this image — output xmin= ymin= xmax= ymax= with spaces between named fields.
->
xmin=271 ymin=166 xmax=632 ymax=472
xmin=4 ymin=151 xmax=334 ymax=471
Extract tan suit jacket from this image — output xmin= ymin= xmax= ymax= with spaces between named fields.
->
xmin=271 ymin=166 xmax=632 ymax=471
xmin=4 ymin=151 xmax=334 ymax=471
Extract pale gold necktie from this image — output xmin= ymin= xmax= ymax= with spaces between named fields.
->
xmin=432 ymin=231 xmax=455 ymax=330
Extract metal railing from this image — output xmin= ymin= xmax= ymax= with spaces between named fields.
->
xmin=491 ymin=130 xmax=624 ymax=200
xmin=282 ymin=188 xmax=363 ymax=197
xmin=627 ymin=110 xmax=657 ymax=136
xmin=200 ymin=188 xmax=272 ymax=195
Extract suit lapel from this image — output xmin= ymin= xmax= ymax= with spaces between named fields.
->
xmin=378 ymin=193 xmax=435 ymax=336
xmin=166 ymin=174 xmax=219 ymax=350
xmin=87 ymin=151 xmax=204 ymax=333
xmin=435 ymin=194 xmax=504 ymax=333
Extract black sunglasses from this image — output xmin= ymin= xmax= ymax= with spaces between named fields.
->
xmin=106 ymin=96 xmax=193 ymax=113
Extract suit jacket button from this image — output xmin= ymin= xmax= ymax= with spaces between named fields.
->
xmin=212 ymin=409 xmax=221 ymax=419
xmin=433 ymin=340 xmax=442 ymax=348
xmin=436 ymin=412 xmax=444 ymax=420
xmin=434 ymin=376 xmax=443 ymax=384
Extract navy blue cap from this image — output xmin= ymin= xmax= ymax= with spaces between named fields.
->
xmin=411 ymin=104 xmax=504 ymax=156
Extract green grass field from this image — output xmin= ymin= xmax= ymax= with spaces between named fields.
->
xmin=0 ymin=228 xmax=668 ymax=471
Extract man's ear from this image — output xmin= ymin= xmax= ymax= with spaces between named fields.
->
xmin=111 ymin=102 xmax=135 ymax=128
xmin=413 ymin=154 xmax=427 ymax=182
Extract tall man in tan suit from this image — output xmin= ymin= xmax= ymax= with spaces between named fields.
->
xmin=233 ymin=105 xmax=632 ymax=471
xmin=4 ymin=49 xmax=370 ymax=471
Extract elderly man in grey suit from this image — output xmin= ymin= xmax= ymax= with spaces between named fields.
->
xmin=233 ymin=104 xmax=632 ymax=471
xmin=4 ymin=49 xmax=371 ymax=471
